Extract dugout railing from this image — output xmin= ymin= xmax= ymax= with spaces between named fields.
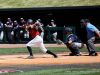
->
xmin=0 ymin=27 xmax=75 ymax=44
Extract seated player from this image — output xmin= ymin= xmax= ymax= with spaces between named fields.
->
xmin=26 ymin=19 xmax=57 ymax=59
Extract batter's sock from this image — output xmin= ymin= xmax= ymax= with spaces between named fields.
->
xmin=46 ymin=50 xmax=57 ymax=58
xmin=27 ymin=46 xmax=33 ymax=56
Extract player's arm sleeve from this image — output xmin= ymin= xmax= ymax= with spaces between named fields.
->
xmin=1 ymin=23 xmax=3 ymax=28
xmin=27 ymin=27 xmax=32 ymax=32
xmin=15 ymin=25 xmax=19 ymax=30
xmin=68 ymin=37 xmax=74 ymax=42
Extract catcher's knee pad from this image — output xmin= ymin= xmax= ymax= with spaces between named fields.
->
xmin=69 ymin=42 xmax=80 ymax=54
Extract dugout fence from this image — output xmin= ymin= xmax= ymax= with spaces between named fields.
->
xmin=0 ymin=27 xmax=75 ymax=44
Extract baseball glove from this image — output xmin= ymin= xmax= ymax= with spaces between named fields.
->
xmin=56 ymin=39 xmax=63 ymax=45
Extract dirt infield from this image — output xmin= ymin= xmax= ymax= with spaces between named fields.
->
xmin=0 ymin=52 xmax=100 ymax=65
xmin=0 ymin=44 xmax=100 ymax=48
xmin=0 ymin=44 xmax=100 ymax=66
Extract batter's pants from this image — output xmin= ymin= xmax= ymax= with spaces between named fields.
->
xmin=26 ymin=35 xmax=47 ymax=53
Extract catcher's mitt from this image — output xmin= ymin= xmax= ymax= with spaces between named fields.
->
xmin=56 ymin=39 xmax=63 ymax=45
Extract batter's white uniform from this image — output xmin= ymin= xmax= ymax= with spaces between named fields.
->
xmin=26 ymin=25 xmax=47 ymax=53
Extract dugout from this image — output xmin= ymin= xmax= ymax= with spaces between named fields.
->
xmin=0 ymin=5 xmax=100 ymax=43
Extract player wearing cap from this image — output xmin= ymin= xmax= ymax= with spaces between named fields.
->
xmin=12 ymin=20 xmax=19 ymax=41
xmin=80 ymin=19 xmax=99 ymax=56
xmin=63 ymin=28 xmax=84 ymax=56
xmin=26 ymin=19 xmax=57 ymax=59
xmin=19 ymin=18 xmax=29 ymax=41
xmin=46 ymin=19 xmax=57 ymax=41
xmin=5 ymin=18 xmax=13 ymax=41
xmin=36 ymin=19 xmax=44 ymax=39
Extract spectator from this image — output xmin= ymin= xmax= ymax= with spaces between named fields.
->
xmin=0 ymin=20 xmax=3 ymax=41
xmin=19 ymin=18 xmax=29 ymax=41
xmin=5 ymin=18 xmax=13 ymax=41
xmin=46 ymin=19 xmax=57 ymax=41
xmin=36 ymin=19 xmax=44 ymax=39
xmin=12 ymin=20 xmax=19 ymax=41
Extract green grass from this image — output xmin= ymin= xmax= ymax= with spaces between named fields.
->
xmin=0 ymin=0 xmax=100 ymax=8
xmin=5 ymin=68 xmax=100 ymax=75
xmin=0 ymin=47 xmax=100 ymax=54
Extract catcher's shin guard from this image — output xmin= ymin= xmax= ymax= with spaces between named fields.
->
xmin=27 ymin=46 xmax=33 ymax=56
xmin=69 ymin=42 xmax=80 ymax=54
xmin=65 ymin=42 xmax=76 ymax=54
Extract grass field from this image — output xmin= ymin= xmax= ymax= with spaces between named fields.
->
xmin=0 ymin=47 xmax=100 ymax=75
xmin=0 ymin=47 xmax=100 ymax=54
xmin=5 ymin=68 xmax=100 ymax=75
xmin=0 ymin=0 xmax=100 ymax=8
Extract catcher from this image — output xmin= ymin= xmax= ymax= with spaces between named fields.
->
xmin=57 ymin=28 xmax=84 ymax=56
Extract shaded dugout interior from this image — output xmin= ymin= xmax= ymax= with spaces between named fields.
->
xmin=0 ymin=5 xmax=100 ymax=43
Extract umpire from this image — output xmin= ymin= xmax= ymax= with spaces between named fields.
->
xmin=80 ymin=19 xmax=99 ymax=56
xmin=64 ymin=28 xmax=84 ymax=56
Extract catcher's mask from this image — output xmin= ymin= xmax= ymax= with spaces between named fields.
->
xmin=80 ymin=19 xmax=90 ymax=28
xmin=65 ymin=28 xmax=72 ymax=34
xmin=27 ymin=19 xmax=34 ymax=24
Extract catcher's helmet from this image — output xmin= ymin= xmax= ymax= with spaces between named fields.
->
xmin=65 ymin=28 xmax=72 ymax=34
xmin=27 ymin=19 xmax=34 ymax=24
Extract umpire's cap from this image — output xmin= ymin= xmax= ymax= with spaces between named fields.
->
xmin=27 ymin=19 xmax=34 ymax=24
xmin=65 ymin=28 xmax=72 ymax=34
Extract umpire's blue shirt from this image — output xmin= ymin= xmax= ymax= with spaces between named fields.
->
xmin=86 ymin=23 xmax=100 ymax=38
xmin=67 ymin=34 xmax=82 ymax=43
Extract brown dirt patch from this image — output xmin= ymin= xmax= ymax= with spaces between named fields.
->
xmin=0 ymin=53 xmax=100 ymax=65
xmin=0 ymin=44 xmax=100 ymax=48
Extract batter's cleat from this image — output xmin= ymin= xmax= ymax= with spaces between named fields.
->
xmin=54 ymin=55 xmax=58 ymax=58
xmin=95 ymin=52 xmax=98 ymax=56
xmin=26 ymin=56 xmax=34 ymax=59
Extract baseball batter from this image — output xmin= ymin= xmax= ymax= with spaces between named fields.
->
xmin=26 ymin=19 xmax=57 ymax=58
